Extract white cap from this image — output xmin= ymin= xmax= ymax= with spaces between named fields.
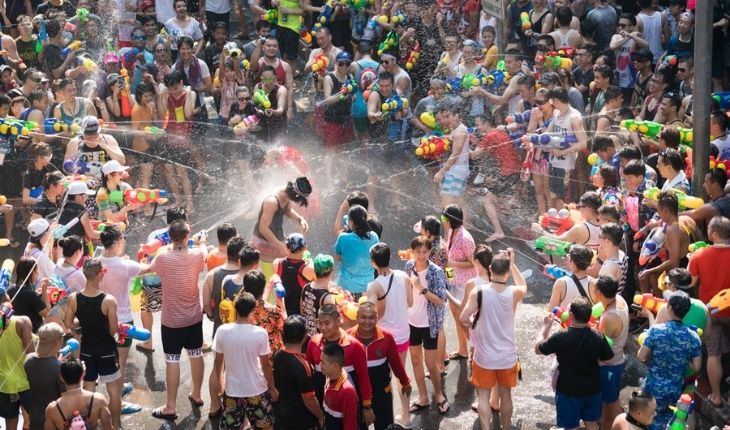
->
xmin=101 ymin=160 xmax=129 ymax=175
xmin=67 ymin=181 xmax=96 ymax=196
xmin=28 ymin=218 xmax=50 ymax=238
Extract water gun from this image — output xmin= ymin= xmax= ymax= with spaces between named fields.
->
xmin=520 ymin=148 xmax=536 ymax=182
xmin=520 ymin=12 xmax=531 ymax=30
xmin=119 ymin=68 xmax=132 ymax=117
xmin=59 ymin=338 xmax=80 ymax=357
xmin=0 ymin=119 xmax=34 ymax=141
xmin=75 ymin=7 xmax=89 ymax=23
xmin=338 ymin=79 xmax=357 ymax=99
xmin=446 ymin=77 xmax=462 ymax=93
xmin=362 ymin=81 xmax=378 ymax=101
xmin=419 ymin=111 xmax=443 ymax=134
xmin=552 ymin=302 xmax=603 ymax=328
xmin=638 ymin=225 xmax=666 ymax=266
xmin=377 ymin=15 xmax=389 ymax=24
xmin=108 ymin=188 xmax=169 ymax=206
xmin=311 ymin=53 xmax=329 ymax=75
xmin=240 ymin=58 xmax=250 ymax=71
xmin=44 ymin=118 xmax=79 ymax=135
xmin=89 ymin=220 xmax=127 ymax=232
xmin=61 ymin=40 xmax=82 ymax=57
xmin=460 ymin=74 xmax=490 ymax=91
xmin=620 ymin=119 xmax=662 ymax=138
xmin=139 ymin=230 xmax=171 ymax=257
xmin=391 ymin=10 xmax=407 ymax=26
xmin=36 ymin=19 xmax=47 ymax=54
xmin=63 ymin=159 xmax=90 ymax=175
xmin=539 ymin=208 xmax=575 ymax=234
xmin=313 ymin=0 xmax=334 ymax=31
xmin=678 ymin=127 xmax=692 ymax=147
xmin=544 ymin=264 xmax=571 ymax=280
xmin=633 ymin=293 xmax=667 ymax=314
xmin=362 ymin=16 xmax=380 ymax=40
xmin=522 ymin=132 xmax=577 ymax=150
xmin=643 ymin=187 xmax=704 ymax=210
xmin=79 ymin=56 xmax=97 ymax=72
xmin=45 ymin=275 xmax=71 ymax=305
xmin=253 ymin=88 xmax=272 ymax=109
xmin=506 ymin=111 xmax=531 ymax=125
xmin=53 ymin=218 xmax=80 ymax=239
xmin=262 ymin=8 xmax=278 ymax=22
xmin=543 ymin=55 xmax=572 ymax=70
xmin=300 ymin=26 xmax=313 ymax=44
xmin=712 ymin=92 xmax=730 ymax=109
xmin=188 ymin=230 xmax=208 ymax=248
xmin=550 ymin=48 xmax=575 ymax=58
xmin=117 ymin=323 xmax=151 ymax=345
xmin=274 ymin=280 xmax=286 ymax=298
xmin=667 ymin=393 xmax=694 ymax=430
xmin=144 ymin=126 xmax=165 ymax=139
xmin=344 ymin=0 xmax=372 ymax=11
xmin=415 ymin=135 xmax=450 ymax=159
xmin=663 ymin=55 xmax=678 ymax=67
xmin=130 ymin=276 xmax=143 ymax=295
xmin=534 ymin=236 xmax=572 ymax=257
xmin=688 ymin=241 xmax=709 ymax=254
xmin=0 ymin=259 xmax=13 ymax=296
xmin=233 ymin=115 xmax=260 ymax=135
xmin=381 ymin=94 xmax=408 ymax=113
xmin=377 ymin=31 xmax=399 ymax=56
xmin=61 ymin=174 xmax=91 ymax=189
xmin=587 ymin=152 xmax=605 ymax=177
xmin=404 ymin=41 xmax=421 ymax=71
xmin=709 ymin=156 xmax=729 ymax=173
xmin=707 ymin=289 xmax=730 ymax=316
xmin=483 ymin=69 xmax=509 ymax=92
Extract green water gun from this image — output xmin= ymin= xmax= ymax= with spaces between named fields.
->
xmin=534 ymin=236 xmax=572 ymax=257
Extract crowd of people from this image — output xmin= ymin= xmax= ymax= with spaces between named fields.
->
xmin=0 ymin=0 xmax=730 ymax=429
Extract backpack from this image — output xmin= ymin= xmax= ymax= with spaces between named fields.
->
xmin=356 ymin=63 xmax=378 ymax=92
xmin=219 ymin=278 xmax=244 ymax=324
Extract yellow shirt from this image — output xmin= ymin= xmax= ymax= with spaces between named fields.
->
xmin=0 ymin=318 xmax=30 ymax=394
xmin=482 ymin=45 xmax=499 ymax=71
xmin=277 ymin=0 xmax=302 ymax=33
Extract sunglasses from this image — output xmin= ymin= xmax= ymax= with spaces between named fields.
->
xmin=337 ymin=61 xmax=351 ymax=66
xmin=261 ymin=77 xmax=276 ymax=83
xmin=534 ymin=99 xmax=547 ymax=106
xmin=238 ymin=97 xmax=250 ymax=101
xmin=132 ymin=35 xmax=146 ymax=41
xmin=155 ymin=49 xmax=167 ymax=53
xmin=381 ymin=60 xmax=392 ymax=65
xmin=30 ymin=77 xmax=42 ymax=83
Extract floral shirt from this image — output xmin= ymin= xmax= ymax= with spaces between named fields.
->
xmin=445 ymin=226 xmax=477 ymax=288
xmin=429 ymin=237 xmax=449 ymax=270
xmin=403 ymin=260 xmax=448 ymax=338
xmin=642 ymin=320 xmax=701 ymax=430
xmin=251 ymin=300 xmax=285 ymax=354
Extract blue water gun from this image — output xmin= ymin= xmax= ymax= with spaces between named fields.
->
xmin=63 ymin=159 xmax=90 ymax=175
xmin=36 ymin=20 xmax=47 ymax=54
xmin=543 ymin=264 xmax=571 ymax=280
xmin=0 ymin=259 xmax=13 ymax=297
xmin=313 ymin=0 xmax=335 ymax=32
xmin=523 ymin=133 xmax=577 ymax=150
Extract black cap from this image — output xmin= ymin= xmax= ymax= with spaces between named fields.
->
xmin=293 ymin=177 xmax=312 ymax=196
xmin=633 ymin=48 xmax=653 ymax=61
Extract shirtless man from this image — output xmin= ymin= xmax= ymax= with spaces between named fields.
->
xmin=433 ymin=98 xmax=470 ymax=215
xmin=44 ymin=359 xmax=113 ymax=430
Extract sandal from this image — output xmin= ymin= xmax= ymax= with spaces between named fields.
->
xmin=151 ymin=407 xmax=177 ymax=421
xmin=448 ymin=352 xmax=468 ymax=361
xmin=408 ymin=401 xmax=429 ymax=413
xmin=208 ymin=408 xmax=223 ymax=419
xmin=188 ymin=395 xmax=204 ymax=408
xmin=437 ymin=398 xmax=450 ymax=415
xmin=135 ymin=344 xmax=155 ymax=354
xmin=707 ymin=393 xmax=724 ymax=408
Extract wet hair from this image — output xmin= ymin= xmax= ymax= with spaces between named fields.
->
xmin=166 ymin=206 xmax=188 ymax=225
xmin=518 ymin=74 xmax=536 ymax=90
xmin=420 ymin=215 xmax=441 ymax=237
xmin=600 ymin=223 xmax=623 ymax=246
xmin=134 ymin=82 xmax=156 ymax=103
xmin=283 ymin=315 xmax=307 ymax=344
xmin=568 ymin=245 xmax=593 ymax=271
xmin=594 ymin=64 xmax=613 ymax=81
xmin=410 ymin=236 xmax=432 ymax=251
xmin=348 ymin=205 xmax=373 ymax=240
xmin=618 ymin=145 xmax=643 ymax=162
xmin=27 ymin=142 xmax=52 ymax=167
xmin=285 ymin=181 xmax=309 ymax=207
xmin=549 ymin=87 xmax=569 ymax=104
xmin=322 ymin=342 xmax=345 ymax=366
xmin=370 ymin=243 xmax=390 ymax=268
xmin=658 ymin=148 xmax=684 ymax=172
xmin=580 ymin=191 xmax=602 ymax=212
xmin=226 ymin=236 xmax=246 ymax=261
xmin=709 ymin=216 xmax=730 ymax=240
xmin=346 ymin=191 xmax=369 ymax=210
xmin=319 ymin=303 xmax=340 ymax=320
xmin=537 ymin=35 xmax=555 ymax=50
xmin=667 ymin=290 xmax=691 ymax=318
xmin=657 ymin=190 xmax=679 ymax=216
xmin=628 ymin=391 xmax=655 ymax=414
xmin=239 ymin=245 xmax=260 ymax=267
xmin=620 ymin=13 xmax=637 ymax=26
xmin=243 ymin=270 xmax=266 ymax=299
xmin=43 ymin=171 xmax=64 ymax=189
xmin=556 ymin=6 xmax=572 ymax=26
xmin=46 ymin=18 xmax=61 ymax=38
xmin=216 ymin=223 xmax=237 ymax=245
xmin=357 ymin=41 xmax=373 ymax=55
xmin=667 ymin=268 xmax=692 ymax=290
xmin=168 ymin=219 xmax=189 ymax=243
xmin=164 ymin=70 xmax=187 ymax=87
xmin=177 ymin=36 xmax=195 ymax=49
xmin=623 ymin=159 xmax=646 ymax=177
xmin=15 ymin=257 xmax=38 ymax=286
xmin=604 ymin=85 xmax=623 ymax=103
xmin=100 ymin=225 xmax=124 ymax=249
xmin=598 ymin=165 xmax=619 ymax=188
xmin=593 ymin=136 xmax=614 ymax=153
xmin=490 ymin=252 xmax=510 ymax=276
xmin=707 ymin=168 xmax=728 ymax=190
xmin=442 ymin=204 xmax=463 ymax=229
xmin=711 ymin=110 xmax=728 ymax=130
xmin=255 ymin=20 xmax=271 ymax=31
xmin=659 ymin=127 xmax=680 ymax=149
xmin=474 ymin=244 xmax=493 ymax=270
xmin=580 ymin=18 xmax=596 ymax=39
xmin=28 ymin=88 xmax=47 ymax=105
xmin=595 ymin=274 xmax=619 ymax=299
xmin=378 ymin=71 xmax=394 ymax=84
xmin=234 ymin=292 xmax=257 ymax=318
xmin=598 ymin=205 xmax=620 ymax=223
xmin=58 ymin=235 xmax=84 ymax=258
xmin=662 ymin=92 xmax=682 ymax=111
xmin=570 ymin=296 xmax=592 ymax=323
xmin=60 ymin=359 xmax=85 ymax=385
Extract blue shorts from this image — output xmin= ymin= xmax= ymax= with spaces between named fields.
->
xmin=555 ymin=391 xmax=602 ymax=428
xmin=600 ymin=363 xmax=624 ymax=402
xmin=440 ymin=171 xmax=467 ymax=196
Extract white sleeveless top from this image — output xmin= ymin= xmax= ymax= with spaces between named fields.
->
xmin=392 ymin=68 xmax=413 ymax=100
xmin=600 ymin=298 xmax=629 ymax=366
xmin=549 ymin=106 xmax=581 ymax=170
xmin=557 ymin=29 xmax=571 ymax=48
xmin=584 ymin=221 xmax=602 ymax=249
xmin=472 ymin=282 xmax=518 ymax=370
xmin=559 ymin=274 xmax=593 ymax=308
xmin=376 ymin=270 xmax=410 ymax=345
xmin=639 ymin=11 xmax=663 ymax=62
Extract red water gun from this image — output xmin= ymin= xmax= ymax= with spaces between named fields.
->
xmin=311 ymin=53 xmax=329 ymax=76
xmin=539 ymin=208 xmax=575 ymax=235
xmin=415 ymin=135 xmax=450 ymax=159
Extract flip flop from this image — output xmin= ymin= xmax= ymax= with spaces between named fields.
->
xmin=408 ymin=401 xmax=429 ymax=413
xmin=707 ymin=393 xmax=724 ymax=408
xmin=135 ymin=344 xmax=155 ymax=354
xmin=448 ymin=352 xmax=468 ymax=360
xmin=151 ymin=407 xmax=177 ymax=421
xmin=121 ymin=403 xmax=142 ymax=414
xmin=188 ymin=395 xmax=204 ymax=408
xmin=122 ymin=382 xmax=133 ymax=397
xmin=437 ymin=398 xmax=450 ymax=415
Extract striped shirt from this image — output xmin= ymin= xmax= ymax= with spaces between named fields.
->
xmin=150 ymin=248 xmax=206 ymax=328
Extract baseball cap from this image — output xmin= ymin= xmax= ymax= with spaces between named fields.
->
xmin=67 ymin=180 xmax=96 ymax=196
xmin=80 ymin=115 xmax=99 ymax=135
xmin=36 ymin=322 xmax=65 ymax=356
xmin=28 ymin=218 xmax=50 ymax=238
xmin=103 ymin=52 xmax=120 ymax=65
xmin=285 ymin=233 xmax=307 ymax=252
xmin=539 ymin=72 xmax=560 ymax=86
xmin=633 ymin=48 xmax=653 ymax=62
xmin=313 ymin=254 xmax=334 ymax=277
xmin=101 ymin=160 xmax=129 ymax=176
xmin=0 ymin=65 xmax=12 ymax=74
xmin=336 ymin=51 xmax=352 ymax=63
xmin=139 ymin=0 xmax=155 ymax=10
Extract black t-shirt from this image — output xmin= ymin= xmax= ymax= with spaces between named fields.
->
xmin=58 ymin=201 xmax=86 ymax=238
xmin=22 ymin=164 xmax=58 ymax=194
xmin=201 ymin=43 xmax=223 ymax=76
xmin=32 ymin=193 xmax=62 ymax=220
xmin=42 ymin=44 xmax=65 ymax=78
xmin=6 ymin=286 xmax=46 ymax=332
xmin=273 ymin=350 xmax=320 ymax=430
xmin=538 ymin=326 xmax=614 ymax=396
xmin=229 ymin=101 xmax=257 ymax=120
xmin=37 ymin=1 xmax=76 ymax=18
xmin=24 ymin=355 xmax=65 ymax=430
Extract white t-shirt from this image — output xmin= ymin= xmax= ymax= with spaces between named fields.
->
xmin=206 ymin=0 xmax=231 ymax=14
xmin=165 ymin=17 xmax=205 ymax=51
xmin=712 ymin=135 xmax=730 ymax=160
xmin=407 ymin=268 xmax=429 ymax=328
xmin=156 ymin=0 xmax=176 ymax=27
xmin=24 ymin=246 xmax=55 ymax=280
xmin=53 ymin=262 xmax=86 ymax=294
xmin=97 ymin=255 xmax=142 ymax=323
xmin=212 ymin=323 xmax=271 ymax=397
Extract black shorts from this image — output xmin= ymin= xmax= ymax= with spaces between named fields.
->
xmin=80 ymin=343 xmax=120 ymax=383
xmin=276 ymin=26 xmax=300 ymax=60
xmin=409 ymin=325 xmax=438 ymax=350
xmin=549 ymin=165 xmax=568 ymax=199
xmin=161 ymin=320 xmax=204 ymax=358
xmin=0 ymin=391 xmax=32 ymax=419
xmin=206 ymin=11 xmax=231 ymax=33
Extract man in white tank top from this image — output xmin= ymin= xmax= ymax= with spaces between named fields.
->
xmin=593 ymin=275 xmax=629 ymax=430
xmin=459 ymin=250 xmax=526 ymax=430
xmin=636 ymin=0 xmax=667 ymax=63
xmin=533 ymin=191 xmax=602 ymax=249
xmin=366 ymin=243 xmax=413 ymax=427
xmin=543 ymin=245 xmax=595 ymax=339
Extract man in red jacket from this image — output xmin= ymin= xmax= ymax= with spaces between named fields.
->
xmin=348 ymin=302 xmax=411 ymax=430
xmin=306 ymin=304 xmax=374 ymax=426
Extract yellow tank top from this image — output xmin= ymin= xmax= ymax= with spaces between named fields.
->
xmin=277 ymin=0 xmax=302 ymax=32
xmin=0 ymin=318 xmax=30 ymax=394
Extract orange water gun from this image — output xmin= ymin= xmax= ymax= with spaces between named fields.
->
xmin=633 ymin=293 xmax=667 ymax=314
xmin=707 ymin=289 xmax=730 ymax=316
xmin=119 ymin=68 xmax=132 ymax=117
xmin=311 ymin=53 xmax=329 ymax=75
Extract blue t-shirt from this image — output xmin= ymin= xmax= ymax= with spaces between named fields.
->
xmin=333 ymin=231 xmax=379 ymax=294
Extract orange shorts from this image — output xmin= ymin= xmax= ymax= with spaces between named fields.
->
xmin=471 ymin=361 xmax=519 ymax=389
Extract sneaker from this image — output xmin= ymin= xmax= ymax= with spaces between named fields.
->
xmin=629 ymin=317 xmax=649 ymax=335
xmin=122 ymin=382 xmax=133 ymax=398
